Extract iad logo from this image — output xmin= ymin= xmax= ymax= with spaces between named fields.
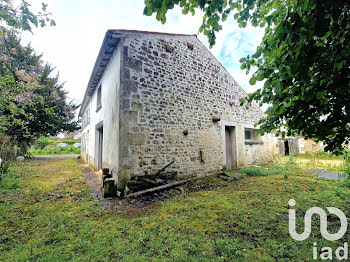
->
xmin=288 ymin=199 xmax=348 ymax=241
xmin=288 ymin=199 xmax=348 ymax=260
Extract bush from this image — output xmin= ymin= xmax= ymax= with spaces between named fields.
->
xmin=62 ymin=140 xmax=75 ymax=145
xmin=34 ymin=136 xmax=52 ymax=150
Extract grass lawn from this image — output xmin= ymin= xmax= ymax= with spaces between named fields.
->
xmin=0 ymin=157 xmax=349 ymax=261
xmin=29 ymin=145 xmax=80 ymax=155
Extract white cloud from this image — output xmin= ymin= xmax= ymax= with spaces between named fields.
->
xmin=21 ymin=0 xmax=265 ymax=106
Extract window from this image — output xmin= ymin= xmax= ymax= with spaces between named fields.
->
xmin=82 ymin=106 xmax=90 ymax=127
xmin=96 ymin=85 xmax=102 ymax=111
xmin=244 ymin=128 xmax=263 ymax=144
xmin=245 ymin=130 xmax=252 ymax=140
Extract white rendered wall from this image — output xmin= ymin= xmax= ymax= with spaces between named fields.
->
xmin=81 ymin=44 xmax=121 ymax=172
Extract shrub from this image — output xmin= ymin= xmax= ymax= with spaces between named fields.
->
xmin=63 ymin=140 xmax=75 ymax=145
xmin=34 ymin=136 xmax=52 ymax=150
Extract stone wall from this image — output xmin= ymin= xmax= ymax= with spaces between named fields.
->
xmin=299 ymin=138 xmax=324 ymax=154
xmin=273 ymin=135 xmax=325 ymax=155
xmin=117 ymin=32 xmax=273 ymax=183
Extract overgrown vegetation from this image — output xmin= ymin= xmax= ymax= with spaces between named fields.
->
xmin=0 ymin=166 xmax=21 ymax=194
xmin=0 ymin=134 xmax=18 ymax=174
xmin=223 ymin=170 xmax=245 ymax=180
xmin=241 ymin=166 xmax=274 ymax=176
xmin=29 ymin=137 xmax=80 ymax=155
xmin=1 ymin=157 xmax=349 ymax=261
xmin=341 ymin=156 xmax=350 ymax=188
xmin=145 ymin=0 xmax=350 ymax=153
xmin=241 ymin=156 xmax=298 ymax=178
xmin=294 ymin=151 xmax=344 ymax=160
xmin=0 ymin=0 xmax=55 ymax=32
xmin=0 ymin=31 xmax=80 ymax=152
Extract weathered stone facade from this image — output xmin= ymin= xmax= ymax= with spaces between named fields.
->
xmin=79 ymin=30 xmax=275 ymax=192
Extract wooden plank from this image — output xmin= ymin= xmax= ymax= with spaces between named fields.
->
xmin=137 ymin=177 xmax=160 ymax=186
xmin=279 ymin=140 xmax=285 ymax=155
xmin=217 ymin=174 xmax=234 ymax=181
xmin=294 ymin=138 xmax=300 ymax=155
xmin=146 ymin=160 xmax=174 ymax=179
xmin=125 ymin=179 xmax=188 ymax=198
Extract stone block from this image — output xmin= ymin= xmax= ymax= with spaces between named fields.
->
xmin=127 ymin=133 xmax=146 ymax=145
xmin=123 ymin=111 xmax=138 ymax=122
xmin=125 ymin=57 xmax=142 ymax=72
xmin=120 ymin=98 xmax=130 ymax=110
xmin=117 ymin=169 xmax=131 ymax=191
xmin=103 ymin=178 xmax=117 ymax=197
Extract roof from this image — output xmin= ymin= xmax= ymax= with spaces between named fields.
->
xmin=79 ymin=30 xmax=197 ymax=117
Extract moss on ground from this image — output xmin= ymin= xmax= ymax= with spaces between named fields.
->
xmin=0 ymin=158 xmax=349 ymax=261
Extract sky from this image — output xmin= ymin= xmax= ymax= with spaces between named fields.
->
xmin=22 ymin=0 xmax=265 ymax=108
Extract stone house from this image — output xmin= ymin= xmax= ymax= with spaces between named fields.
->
xmin=79 ymin=29 xmax=274 ymax=193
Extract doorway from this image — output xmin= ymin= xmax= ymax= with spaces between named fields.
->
xmin=284 ymin=140 xmax=290 ymax=156
xmin=95 ymin=122 xmax=103 ymax=171
xmin=225 ymin=126 xmax=237 ymax=170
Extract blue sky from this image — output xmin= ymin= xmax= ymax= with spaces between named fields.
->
xmin=22 ymin=0 xmax=265 ymax=105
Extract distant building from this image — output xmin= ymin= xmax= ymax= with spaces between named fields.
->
xmin=79 ymin=30 xmax=275 ymax=193
xmin=272 ymin=133 xmax=324 ymax=155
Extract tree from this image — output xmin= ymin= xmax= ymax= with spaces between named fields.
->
xmin=144 ymin=0 xmax=350 ymax=153
xmin=0 ymin=0 xmax=55 ymax=32
xmin=0 ymin=31 xmax=79 ymax=153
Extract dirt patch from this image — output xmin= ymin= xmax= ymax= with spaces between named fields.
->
xmin=80 ymin=161 xmax=236 ymax=218
xmin=39 ymin=192 xmax=64 ymax=201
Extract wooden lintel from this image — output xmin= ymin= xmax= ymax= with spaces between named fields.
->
xmin=125 ymin=179 xmax=188 ymax=198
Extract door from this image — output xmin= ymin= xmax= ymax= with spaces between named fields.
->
xmin=284 ymin=140 xmax=290 ymax=155
xmin=279 ymin=140 xmax=285 ymax=155
xmin=225 ymin=126 xmax=237 ymax=170
xmin=95 ymin=123 xmax=103 ymax=171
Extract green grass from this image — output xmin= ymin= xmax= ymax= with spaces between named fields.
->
xmin=223 ymin=170 xmax=246 ymax=180
xmin=29 ymin=137 xmax=81 ymax=155
xmin=340 ymin=157 xmax=350 ymax=188
xmin=241 ymin=167 xmax=274 ymax=176
xmin=293 ymin=151 xmax=344 ymax=160
xmin=29 ymin=145 xmax=80 ymax=155
xmin=0 ymin=168 xmax=21 ymax=194
xmin=1 ymin=158 xmax=350 ymax=261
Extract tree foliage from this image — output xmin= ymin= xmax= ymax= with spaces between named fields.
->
xmin=144 ymin=0 xmax=350 ymax=153
xmin=0 ymin=31 xmax=79 ymax=152
xmin=0 ymin=0 xmax=55 ymax=32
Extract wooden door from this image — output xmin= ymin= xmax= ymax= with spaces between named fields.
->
xmin=95 ymin=125 xmax=103 ymax=171
xmin=225 ymin=126 xmax=236 ymax=170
